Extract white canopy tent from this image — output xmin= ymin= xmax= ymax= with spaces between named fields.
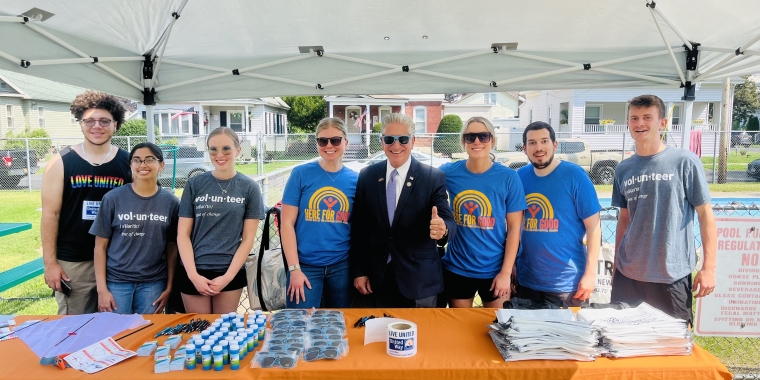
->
xmin=1 ymin=0 xmax=759 ymax=144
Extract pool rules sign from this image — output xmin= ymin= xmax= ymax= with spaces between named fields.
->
xmin=695 ymin=217 xmax=760 ymax=336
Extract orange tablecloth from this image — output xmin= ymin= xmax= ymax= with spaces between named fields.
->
xmin=1 ymin=308 xmax=731 ymax=380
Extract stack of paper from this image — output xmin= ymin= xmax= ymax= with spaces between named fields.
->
xmin=576 ymin=302 xmax=692 ymax=358
xmin=489 ymin=309 xmax=600 ymax=362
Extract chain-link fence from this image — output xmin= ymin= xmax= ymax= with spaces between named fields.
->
xmin=0 ymin=130 xmax=756 ymax=191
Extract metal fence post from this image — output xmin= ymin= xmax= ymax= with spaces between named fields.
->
xmin=711 ymin=131 xmax=718 ymax=184
xmin=127 ymin=136 xmax=132 ymax=152
xmin=261 ymin=176 xmax=269 ymax=207
xmin=621 ymin=132 xmax=627 ymax=162
xmin=257 ymin=132 xmax=264 ymax=175
xmin=25 ymin=138 xmax=32 ymax=192
xmin=430 ymin=134 xmax=435 ymax=166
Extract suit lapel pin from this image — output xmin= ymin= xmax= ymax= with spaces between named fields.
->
xmin=406 ymin=182 xmax=411 ymax=187
xmin=378 ymin=178 xmax=384 ymax=182
xmin=409 ymin=176 xmax=414 ymax=180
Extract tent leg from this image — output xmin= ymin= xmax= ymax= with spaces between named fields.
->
xmin=147 ymin=104 xmax=156 ymax=143
xmin=680 ymin=101 xmax=693 ymax=150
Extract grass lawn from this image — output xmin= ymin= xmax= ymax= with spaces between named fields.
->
xmin=235 ymin=161 xmax=305 ymax=176
xmin=701 ymin=151 xmax=759 ymax=171
xmin=596 ymin=182 xmax=760 ymax=193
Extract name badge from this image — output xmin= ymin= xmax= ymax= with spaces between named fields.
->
xmin=82 ymin=201 xmax=101 ymax=220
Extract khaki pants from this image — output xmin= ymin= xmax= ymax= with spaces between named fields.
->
xmin=55 ymin=260 xmax=97 ymax=315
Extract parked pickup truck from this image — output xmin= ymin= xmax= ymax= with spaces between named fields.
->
xmin=494 ymin=138 xmax=631 ymax=185
xmin=0 ymin=149 xmax=38 ymax=188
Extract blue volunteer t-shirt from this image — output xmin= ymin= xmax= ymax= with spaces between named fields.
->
xmin=282 ymin=161 xmax=358 ymax=266
xmin=441 ymin=161 xmax=527 ymax=279
xmin=516 ymin=161 xmax=601 ymax=292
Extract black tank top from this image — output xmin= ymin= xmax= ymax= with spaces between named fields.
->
xmin=57 ymin=145 xmax=131 ymax=262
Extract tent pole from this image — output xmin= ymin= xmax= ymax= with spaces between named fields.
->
xmin=147 ymin=104 xmax=156 ymax=144
xmin=647 ymin=2 xmax=693 ymax=50
xmin=695 ymin=31 xmax=760 ymax=83
xmin=648 ymin=6 xmax=687 ymax=85
xmin=152 ymin=0 xmax=189 ymax=83
xmin=680 ymin=101 xmax=693 ymax=150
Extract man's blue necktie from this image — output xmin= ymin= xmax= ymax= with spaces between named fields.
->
xmin=386 ymin=169 xmax=397 ymax=226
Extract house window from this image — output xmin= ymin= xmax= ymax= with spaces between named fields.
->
xmin=584 ymin=105 xmax=601 ymax=125
xmin=161 ymin=113 xmax=170 ymax=134
xmin=413 ymin=106 xmax=427 ymax=134
xmin=379 ymin=106 xmax=392 ymax=124
xmin=484 ymin=93 xmax=497 ymax=105
xmin=229 ymin=111 xmax=243 ymax=132
xmin=6 ymin=105 xmax=13 ymax=129
xmin=38 ymin=106 xmax=45 ymax=129
xmin=671 ymin=105 xmax=681 ymax=126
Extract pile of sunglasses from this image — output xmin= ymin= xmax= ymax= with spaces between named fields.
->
xmin=251 ymin=309 xmax=349 ymax=369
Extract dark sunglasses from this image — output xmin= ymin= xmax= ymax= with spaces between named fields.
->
xmin=268 ymin=345 xmax=304 ymax=355
xmin=309 ymin=333 xmax=344 ymax=340
xmin=380 ymin=135 xmax=411 ymax=145
xmin=462 ymin=132 xmax=492 ymax=144
xmin=314 ymin=321 xmax=345 ymax=329
xmin=304 ymin=347 xmax=340 ymax=361
xmin=316 ymin=136 xmax=344 ymax=147
xmin=313 ymin=310 xmax=342 ymax=316
xmin=311 ymin=339 xmax=345 ymax=347
xmin=269 ymin=339 xmax=303 ymax=345
xmin=259 ymin=354 xmax=295 ymax=369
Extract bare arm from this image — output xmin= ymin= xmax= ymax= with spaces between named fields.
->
xmin=94 ymin=236 xmax=116 ymax=311
xmin=281 ymin=204 xmax=311 ymax=303
xmin=693 ymin=203 xmax=717 ymax=297
xmin=575 ymin=212 xmax=601 ymax=300
xmin=41 ymin=154 xmax=66 ymax=291
xmin=177 ymin=216 xmax=215 ymax=296
xmin=491 ymin=210 xmax=523 ymax=298
xmin=151 ymin=242 xmax=178 ymax=313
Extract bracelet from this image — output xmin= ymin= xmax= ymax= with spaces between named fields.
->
xmin=288 ymin=264 xmax=301 ymax=272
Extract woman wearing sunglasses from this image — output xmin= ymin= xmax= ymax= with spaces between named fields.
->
xmin=177 ymin=127 xmax=264 ymax=313
xmin=281 ymin=117 xmax=358 ymax=308
xmin=90 ymin=142 xmax=179 ymax=314
xmin=439 ymin=116 xmax=526 ymax=308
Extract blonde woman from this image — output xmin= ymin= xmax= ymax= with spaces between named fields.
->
xmin=439 ymin=117 xmax=526 ymax=308
xmin=177 ymin=127 xmax=264 ymax=313
xmin=281 ymin=118 xmax=358 ymax=308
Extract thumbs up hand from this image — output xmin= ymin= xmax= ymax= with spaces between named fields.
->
xmin=430 ymin=206 xmax=447 ymax=241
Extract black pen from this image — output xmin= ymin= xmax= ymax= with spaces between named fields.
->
xmin=0 ymin=317 xmax=50 ymax=340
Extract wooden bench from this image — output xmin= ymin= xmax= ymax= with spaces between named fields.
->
xmin=0 ymin=258 xmax=44 ymax=293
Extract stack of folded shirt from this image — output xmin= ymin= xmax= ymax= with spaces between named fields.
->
xmin=576 ymin=302 xmax=692 ymax=358
xmin=489 ymin=309 xmax=600 ymax=362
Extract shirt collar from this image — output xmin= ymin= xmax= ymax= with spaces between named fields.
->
xmin=386 ymin=155 xmax=412 ymax=180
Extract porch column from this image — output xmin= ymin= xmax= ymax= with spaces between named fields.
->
xmin=329 ymin=102 xmax=334 ymax=118
xmin=244 ymin=105 xmax=250 ymax=133
xmin=198 ymin=104 xmax=205 ymax=134
xmin=401 ymin=103 xmax=405 ymax=115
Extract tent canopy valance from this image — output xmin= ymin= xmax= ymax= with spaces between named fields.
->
xmin=0 ymin=0 xmax=759 ymax=105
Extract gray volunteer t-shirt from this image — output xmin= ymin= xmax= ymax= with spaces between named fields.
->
xmin=611 ymin=147 xmax=710 ymax=283
xmin=179 ymin=172 xmax=264 ymax=271
xmin=89 ymin=185 xmax=179 ymax=283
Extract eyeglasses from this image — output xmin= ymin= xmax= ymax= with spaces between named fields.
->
xmin=380 ymin=135 xmax=412 ymax=145
xmin=269 ymin=339 xmax=303 ymax=346
xmin=308 ymin=327 xmax=343 ymax=336
xmin=463 ymin=132 xmax=492 ymax=144
xmin=258 ymin=353 xmax=296 ymax=369
xmin=268 ymin=345 xmax=304 ymax=355
xmin=130 ymin=157 xmax=159 ymax=166
xmin=313 ymin=310 xmax=343 ymax=316
xmin=304 ymin=347 xmax=341 ymax=361
xmin=310 ymin=339 xmax=345 ymax=347
xmin=208 ymin=146 xmax=233 ymax=155
xmin=80 ymin=118 xmax=115 ymax=127
xmin=316 ymin=137 xmax=344 ymax=147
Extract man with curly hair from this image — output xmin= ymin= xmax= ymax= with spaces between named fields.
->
xmin=41 ymin=90 xmax=132 ymax=315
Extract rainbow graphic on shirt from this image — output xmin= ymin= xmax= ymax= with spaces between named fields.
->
xmin=523 ymin=193 xmax=559 ymax=232
xmin=452 ymin=190 xmax=495 ymax=229
xmin=303 ymin=186 xmax=350 ymax=224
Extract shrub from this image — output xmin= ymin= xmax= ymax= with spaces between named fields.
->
xmin=5 ymin=129 xmax=52 ymax=159
xmin=436 ymin=115 xmax=463 ymax=156
xmin=747 ymin=116 xmax=759 ymax=131
xmin=114 ymin=119 xmax=160 ymax=147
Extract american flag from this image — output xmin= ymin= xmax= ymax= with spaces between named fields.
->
xmin=354 ymin=108 xmax=368 ymax=129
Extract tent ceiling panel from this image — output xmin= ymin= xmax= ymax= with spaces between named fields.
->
xmin=1 ymin=0 xmax=759 ymax=102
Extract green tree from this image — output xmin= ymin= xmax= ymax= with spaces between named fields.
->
xmin=436 ymin=114 xmax=464 ymax=156
xmin=747 ymin=115 xmax=759 ymax=132
xmin=281 ymin=96 xmax=326 ymax=133
xmin=113 ymin=119 xmax=160 ymax=149
xmin=733 ymin=76 xmax=760 ymax=129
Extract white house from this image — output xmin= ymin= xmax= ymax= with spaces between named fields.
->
xmin=133 ymin=98 xmax=290 ymax=140
xmin=444 ymin=92 xmax=523 ymax=150
xmin=519 ymin=86 xmax=724 ymax=153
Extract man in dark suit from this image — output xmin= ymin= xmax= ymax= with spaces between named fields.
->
xmin=350 ymin=113 xmax=456 ymax=308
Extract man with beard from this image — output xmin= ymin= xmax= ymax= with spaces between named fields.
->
xmin=41 ymin=91 xmax=131 ymax=314
xmin=514 ymin=122 xmax=601 ymax=307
